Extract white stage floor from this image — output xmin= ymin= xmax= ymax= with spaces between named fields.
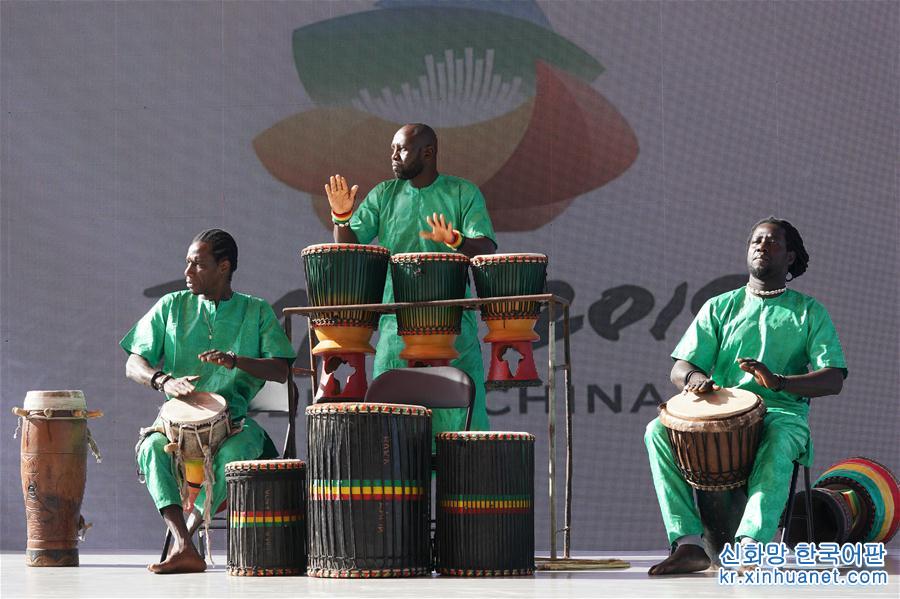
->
xmin=2 ymin=550 xmax=897 ymax=598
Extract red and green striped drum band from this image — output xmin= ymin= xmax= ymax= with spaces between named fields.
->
xmin=301 ymin=243 xmax=390 ymax=354
xmin=471 ymin=254 xmax=548 ymax=389
xmin=435 ymin=431 xmax=535 ymax=576
xmin=390 ymin=252 xmax=470 ymax=364
xmin=225 ymin=459 xmax=307 ymax=576
xmin=305 ymin=402 xmax=432 ymax=578
xmin=814 ymin=457 xmax=900 ymax=543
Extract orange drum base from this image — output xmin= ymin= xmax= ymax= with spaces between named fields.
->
xmin=483 ymin=318 xmax=539 ymax=343
xmin=312 ymin=325 xmax=376 ymax=355
xmin=399 ymin=334 xmax=459 ymax=361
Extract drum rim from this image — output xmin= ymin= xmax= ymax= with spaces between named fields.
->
xmin=301 ymin=243 xmax=390 ymax=256
xmin=471 ymin=253 xmax=548 ymax=264
xmin=305 ymin=401 xmax=431 ymax=416
xmin=658 ymin=399 xmax=766 ymax=433
xmin=437 ymin=431 xmax=535 ymax=441
xmin=225 ymin=459 xmax=306 ymax=471
xmin=391 ymin=252 xmax=470 ymax=263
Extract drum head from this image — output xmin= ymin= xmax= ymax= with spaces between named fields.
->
xmin=664 ymin=388 xmax=760 ymax=421
xmin=24 ymin=390 xmax=86 ymax=411
xmin=160 ymin=392 xmax=227 ymax=424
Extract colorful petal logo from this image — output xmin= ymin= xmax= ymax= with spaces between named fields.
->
xmin=253 ymin=1 xmax=638 ymax=231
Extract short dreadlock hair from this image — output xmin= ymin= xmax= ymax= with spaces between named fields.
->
xmin=748 ymin=217 xmax=809 ymax=278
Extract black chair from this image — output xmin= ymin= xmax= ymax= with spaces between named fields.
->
xmin=781 ymin=460 xmax=815 ymax=545
xmin=160 ymin=379 xmax=300 ymax=561
xmin=363 ymin=366 xmax=474 ymax=432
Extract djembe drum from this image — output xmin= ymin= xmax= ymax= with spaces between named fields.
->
xmin=785 ymin=457 xmax=899 ymax=545
xmin=391 ymin=252 xmax=470 ymax=367
xmin=302 ymin=243 xmax=390 ymax=400
xmin=306 ymin=402 xmax=432 ymax=577
xmin=13 ymin=390 xmax=102 ymax=566
xmin=658 ymin=388 xmax=766 ymax=491
xmin=226 ymin=459 xmax=307 ymax=576
xmin=435 ymin=432 xmax=535 ymax=576
xmin=470 ymin=253 xmax=548 ymax=389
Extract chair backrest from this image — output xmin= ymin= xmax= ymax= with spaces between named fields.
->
xmin=364 ymin=366 xmax=474 ymax=431
xmin=248 ymin=379 xmax=299 ymax=458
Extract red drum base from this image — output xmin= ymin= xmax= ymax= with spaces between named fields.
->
xmin=486 ymin=341 xmax=541 ymax=389
xmin=315 ymin=352 xmax=368 ymax=402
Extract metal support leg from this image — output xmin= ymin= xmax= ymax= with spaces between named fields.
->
xmin=548 ymin=301 xmax=557 ymax=560
xmin=563 ymin=305 xmax=574 ymax=558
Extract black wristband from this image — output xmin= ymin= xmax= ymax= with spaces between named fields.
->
xmin=773 ymin=374 xmax=787 ymax=392
xmin=157 ymin=373 xmax=173 ymax=394
xmin=226 ymin=351 xmax=238 ymax=369
xmin=150 ymin=370 xmax=165 ymax=391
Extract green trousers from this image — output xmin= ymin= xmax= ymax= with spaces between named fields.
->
xmin=137 ymin=417 xmax=269 ymax=515
xmin=644 ymin=410 xmax=810 ymax=545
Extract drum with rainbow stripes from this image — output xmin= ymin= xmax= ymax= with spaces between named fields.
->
xmin=787 ymin=456 xmax=899 ymax=545
xmin=225 ymin=459 xmax=307 ymax=576
xmin=306 ymin=402 xmax=432 ymax=577
xmin=435 ymin=432 xmax=535 ymax=576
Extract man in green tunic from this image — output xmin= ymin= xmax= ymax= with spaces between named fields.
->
xmin=645 ymin=218 xmax=847 ymax=575
xmin=324 ymin=123 xmax=497 ymax=435
xmin=121 ymin=229 xmax=296 ymax=574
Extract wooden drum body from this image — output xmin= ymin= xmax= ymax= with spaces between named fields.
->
xmin=470 ymin=254 xmax=547 ymax=389
xmin=306 ymin=403 xmax=432 ymax=577
xmin=435 ymin=432 xmax=535 ymax=576
xmin=391 ymin=252 xmax=470 ymax=365
xmin=658 ymin=388 xmax=766 ymax=491
xmin=15 ymin=390 xmax=102 ymax=566
xmin=226 ymin=459 xmax=307 ymax=576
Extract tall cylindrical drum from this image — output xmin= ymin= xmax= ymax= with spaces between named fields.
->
xmin=14 ymin=390 xmax=102 ymax=566
xmin=391 ymin=252 xmax=470 ymax=365
xmin=226 ymin=459 xmax=307 ymax=576
xmin=435 ymin=432 xmax=535 ymax=576
xmin=306 ymin=403 xmax=432 ymax=577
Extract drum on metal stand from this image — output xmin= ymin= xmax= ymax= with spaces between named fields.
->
xmin=435 ymin=432 xmax=535 ymax=576
xmin=470 ymin=253 xmax=548 ymax=389
xmin=391 ymin=252 xmax=470 ymax=367
xmin=226 ymin=459 xmax=307 ymax=576
xmin=13 ymin=390 xmax=102 ymax=566
xmin=306 ymin=402 xmax=432 ymax=577
xmin=302 ymin=243 xmax=390 ymax=401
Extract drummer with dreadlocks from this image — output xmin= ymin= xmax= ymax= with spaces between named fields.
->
xmin=644 ymin=218 xmax=847 ymax=575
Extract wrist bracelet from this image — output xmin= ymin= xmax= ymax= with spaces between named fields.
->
xmin=773 ymin=374 xmax=787 ymax=392
xmin=226 ymin=351 xmax=238 ymax=369
xmin=157 ymin=374 xmax=173 ymax=394
xmin=445 ymin=229 xmax=464 ymax=250
xmin=150 ymin=370 xmax=165 ymax=391
xmin=683 ymin=369 xmax=701 ymax=387
xmin=331 ymin=210 xmax=353 ymax=224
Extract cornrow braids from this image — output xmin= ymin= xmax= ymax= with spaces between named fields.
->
xmin=749 ymin=217 xmax=809 ymax=278
xmin=193 ymin=228 xmax=238 ymax=281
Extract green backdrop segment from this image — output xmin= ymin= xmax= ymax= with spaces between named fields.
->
xmin=292 ymin=7 xmax=603 ymax=105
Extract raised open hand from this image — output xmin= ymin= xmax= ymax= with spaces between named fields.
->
xmin=419 ymin=212 xmax=458 ymax=245
xmin=324 ymin=174 xmax=358 ymax=215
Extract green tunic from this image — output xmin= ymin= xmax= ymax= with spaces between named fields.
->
xmin=121 ymin=290 xmax=296 ymax=513
xmin=645 ymin=287 xmax=847 ymax=544
xmin=350 ymin=174 xmax=497 ymax=433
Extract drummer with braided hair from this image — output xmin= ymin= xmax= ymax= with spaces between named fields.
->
xmin=121 ymin=229 xmax=296 ymax=573
xmin=645 ymin=218 xmax=847 ymax=575
xmin=324 ymin=123 xmax=497 ymax=436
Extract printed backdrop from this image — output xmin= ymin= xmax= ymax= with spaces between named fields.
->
xmin=1 ymin=1 xmax=897 ymax=551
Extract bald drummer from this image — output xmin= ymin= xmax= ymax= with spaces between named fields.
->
xmin=644 ymin=218 xmax=847 ymax=575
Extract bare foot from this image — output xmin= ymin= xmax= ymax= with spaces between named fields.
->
xmin=648 ymin=544 xmax=711 ymax=575
xmin=147 ymin=545 xmax=206 ymax=574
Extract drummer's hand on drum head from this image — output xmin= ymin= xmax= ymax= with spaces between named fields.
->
xmin=419 ymin=212 xmax=456 ymax=244
xmin=737 ymin=357 xmax=779 ymax=389
xmin=683 ymin=372 xmax=719 ymax=394
xmin=324 ymin=174 xmax=358 ymax=215
xmin=162 ymin=375 xmax=199 ymax=399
